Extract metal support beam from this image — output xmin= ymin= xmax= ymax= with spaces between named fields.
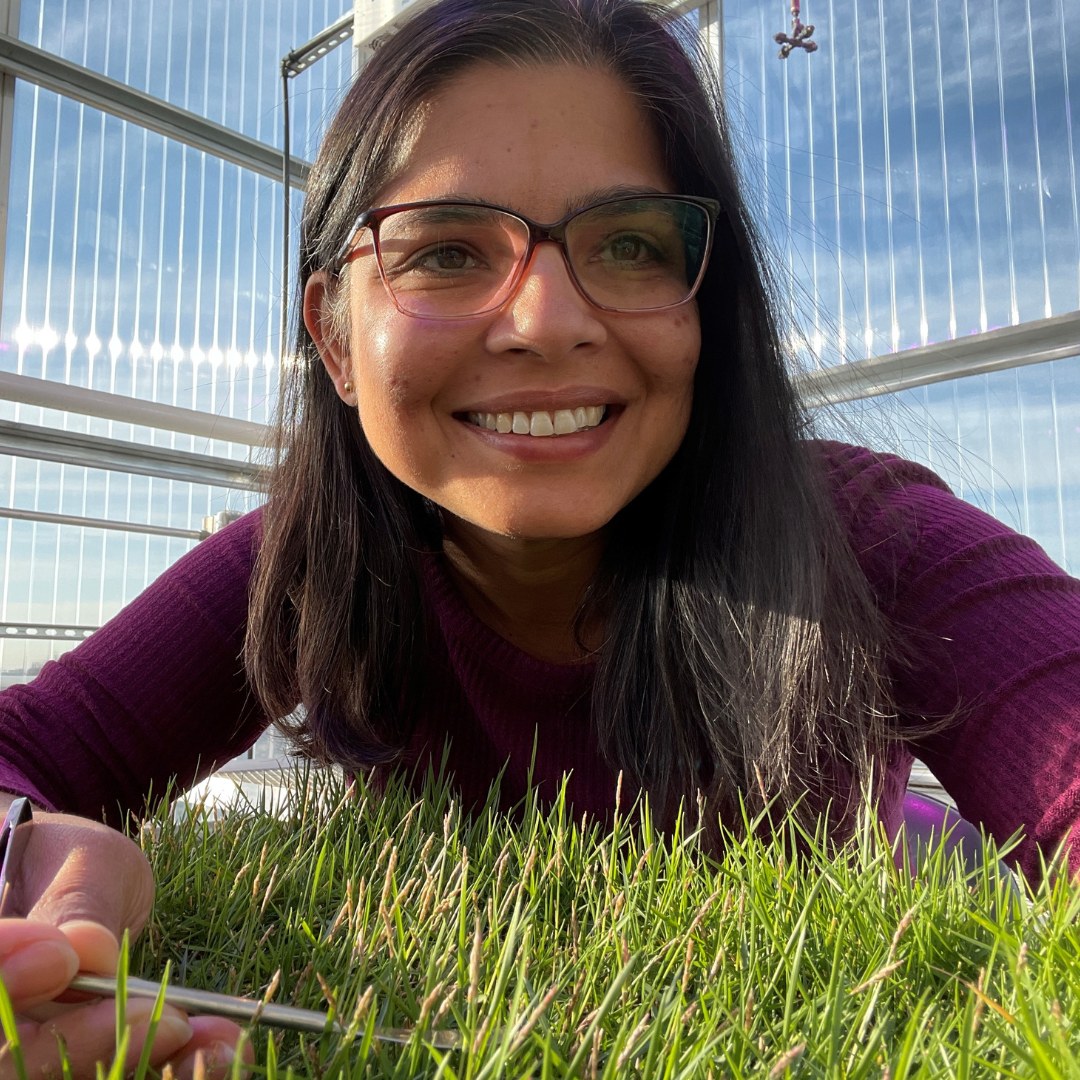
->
xmin=0 ymin=420 xmax=265 ymax=490
xmin=283 ymin=12 xmax=354 ymax=78
xmin=0 ymin=32 xmax=309 ymax=187
xmin=0 ymin=506 xmax=203 ymax=540
xmin=0 ymin=621 xmax=96 ymax=641
xmin=0 ymin=371 xmax=268 ymax=446
xmin=796 ymin=311 xmax=1080 ymax=408
xmin=0 ymin=0 xmax=19 ymax=314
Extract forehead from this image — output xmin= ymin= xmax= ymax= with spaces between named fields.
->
xmin=373 ymin=62 xmax=674 ymax=219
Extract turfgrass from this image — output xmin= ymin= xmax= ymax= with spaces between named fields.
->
xmin=7 ymin=767 xmax=1080 ymax=1077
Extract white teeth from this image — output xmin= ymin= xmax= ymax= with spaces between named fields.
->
xmin=553 ymin=409 xmax=577 ymax=435
xmin=530 ymin=412 xmax=555 ymax=436
xmin=469 ymin=405 xmax=608 ymax=436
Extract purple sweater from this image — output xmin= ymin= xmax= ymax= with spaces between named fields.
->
xmin=2 ymin=442 xmax=1079 ymax=879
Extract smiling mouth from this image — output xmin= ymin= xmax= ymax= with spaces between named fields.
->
xmin=463 ymin=405 xmax=609 ymax=437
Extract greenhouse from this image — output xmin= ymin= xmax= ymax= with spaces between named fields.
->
xmin=0 ymin=0 xmax=1077 ymax=1075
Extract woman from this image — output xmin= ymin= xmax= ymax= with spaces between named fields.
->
xmin=0 ymin=0 xmax=1078 ymax=1074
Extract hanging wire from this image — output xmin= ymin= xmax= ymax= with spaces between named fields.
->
xmin=280 ymin=61 xmax=291 ymax=368
xmin=775 ymin=0 xmax=818 ymax=58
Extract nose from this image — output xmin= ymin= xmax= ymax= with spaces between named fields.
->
xmin=484 ymin=241 xmax=608 ymax=358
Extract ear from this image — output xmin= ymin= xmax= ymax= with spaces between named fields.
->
xmin=304 ymin=271 xmax=356 ymax=404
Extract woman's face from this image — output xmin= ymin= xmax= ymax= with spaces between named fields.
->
xmin=308 ymin=63 xmax=701 ymax=543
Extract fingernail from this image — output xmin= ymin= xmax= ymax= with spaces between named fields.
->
xmin=173 ymin=1042 xmax=236 ymax=1080
xmin=57 ymin=919 xmax=120 ymax=971
xmin=202 ymin=1041 xmax=236 ymax=1068
xmin=0 ymin=938 xmax=79 ymax=999
xmin=153 ymin=1014 xmax=196 ymax=1046
xmin=128 ymin=1008 xmax=196 ymax=1073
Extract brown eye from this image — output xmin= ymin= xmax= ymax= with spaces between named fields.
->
xmin=428 ymin=245 xmax=471 ymax=270
xmin=608 ymin=236 xmax=647 ymax=262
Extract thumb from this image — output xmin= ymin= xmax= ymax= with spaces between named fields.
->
xmin=56 ymin=918 xmax=121 ymax=976
xmin=20 ymin=817 xmax=155 ymax=970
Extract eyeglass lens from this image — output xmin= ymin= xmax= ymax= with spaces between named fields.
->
xmin=373 ymin=198 xmax=709 ymax=316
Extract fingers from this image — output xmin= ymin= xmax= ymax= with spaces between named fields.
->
xmin=22 ymin=816 xmax=156 ymax=940
xmin=170 ymin=1017 xmax=255 ymax=1080
xmin=0 ymin=920 xmax=80 ymax=1010
xmin=0 ymin=998 xmax=251 ymax=1080
xmin=6 ymin=813 xmax=155 ymax=997
xmin=0 ymin=923 xmax=251 ymax=1078
xmin=0 ymin=997 xmax=192 ymax=1079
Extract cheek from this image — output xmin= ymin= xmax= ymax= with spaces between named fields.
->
xmin=353 ymin=319 xmax=456 ymax=414
xmin=645 ymin=311 xmax=700 ymax=397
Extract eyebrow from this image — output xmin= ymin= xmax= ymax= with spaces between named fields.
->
xmin=403 ymin=203 xmax=506 ymax=225
xmin=431 ymin=185 xmax=669 ymax=219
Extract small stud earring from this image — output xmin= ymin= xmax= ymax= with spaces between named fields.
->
xmin=343 ymin=380 xmax=353 ymax=394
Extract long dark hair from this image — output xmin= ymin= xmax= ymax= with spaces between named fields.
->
xmin=247 ymin=0 xmax=914 ymax=831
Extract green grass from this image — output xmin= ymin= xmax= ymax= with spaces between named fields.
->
xmin=11 ymin=767 xmax=1080 ymax=1077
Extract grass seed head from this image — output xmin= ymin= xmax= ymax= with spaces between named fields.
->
xmin=768 ymin=1043 xmax=807 ymax=1078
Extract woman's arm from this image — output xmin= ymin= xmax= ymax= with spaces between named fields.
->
xmin=0 ymin=509 xmax=271 ymax=825
xmin=0 ymin=514 xmax=271 ymax=1075
xmin=822 ymin=441 xmax=1080 ymax=880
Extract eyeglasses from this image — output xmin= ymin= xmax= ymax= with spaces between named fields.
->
xmin=334 ymin=194 xmax=720 ymax=318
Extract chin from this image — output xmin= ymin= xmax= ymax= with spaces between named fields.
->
xmin=479 ymin=509 xmax=616 ymax=543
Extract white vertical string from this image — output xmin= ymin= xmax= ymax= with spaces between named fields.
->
xmin=1022 ymin=0 xmax=1050 ymax=320
xmin=904 ymin=0 xmax=926 ymax=346
xmin=757 ymin=4 xmax=770 ymax=250
xmin=38 ymin=99 xmax=58 ymax=627
xmin=24 ymin=6 xmax=56 ymax=627
xmin=1048 ymin=364 xmax=1068 ymax=568
xmin=931 ymin=0 xmax=956 ymax=340
xmin=983 ymin=373 xmax=997 ymax=520
xmin=182 ymin=0 xmax=199 ymax=530
xmin=1014 ymin=367 xmax=1031 ymax=535
xmin=990 ymin=0 xmax=1018 ymax=327
xmin=251 ymin=0 xmax=271 ymax=430
xmin=86 ymin=0 xmax=109 ymax=626
xmin=155 ymin=0 xmax=175 ymax=538
xmin=960 ymin=1 xmax=987 ymax=334
xmin=803 ymin=1 xmax=820 ymax=365
xmin=96 ymin=0 xmax=117 ymax=624
xmin=50 ymin=0 xmax=79 ymax=630
xmin=119 ymin=0 xmax=138 ymax=609
xmin=236 ymin=0 xmax=255 ymax=435
xmin=192 ymin=0 xmax=210 ymax=418
xmin=827 ymin=0 xmax=844 ymax=362
xmin=780 ymin=16 xmax=796 ymax=341
xmin=16 ymin=83 xmax=39 ymax=378
xmin=67 ymin=0 xmax=89 ymax=627
xmin=876 ymin=0 xmax=898 ymax=354
xmin=41 ymin=86 xmax=60 ymax=377
xmin=852 ymin=0 xmax=872 ymax=357
xmin=230 ymin=2 xmax=249 ymax=436
xmin=211 ymin=2 xmax=228 ymax=441
xmin=1057 ymin=0 xmax=1080 ymax=311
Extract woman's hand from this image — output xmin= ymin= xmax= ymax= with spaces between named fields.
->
xmin=0 ymin=803 xmax=248 ymax=1078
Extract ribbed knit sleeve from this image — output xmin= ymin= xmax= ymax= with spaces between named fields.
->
xmin=819 ymin=441 xmax=1080 ymax=879
xmin=0 ymin=510 xmax=269 ymax=826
